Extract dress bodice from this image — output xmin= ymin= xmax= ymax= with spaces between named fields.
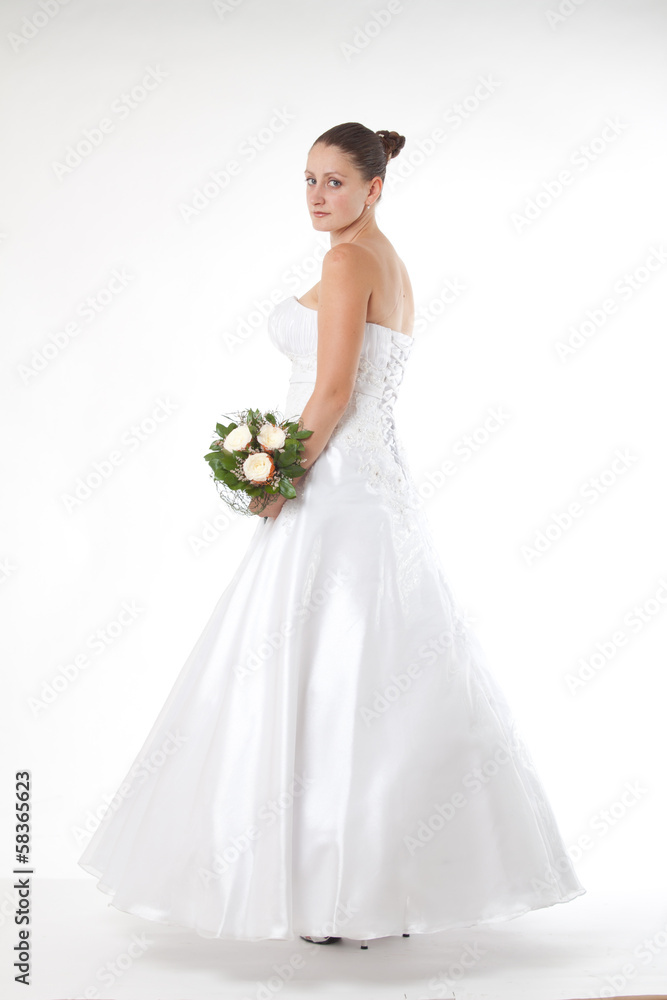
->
xmin=267 ymin=294 xmax=421 ymax=522
xmin=267 ymin=295 xmax=414 ymax=404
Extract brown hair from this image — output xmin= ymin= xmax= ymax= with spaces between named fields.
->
xmin=310 ymin=122 xmax=405 ymax=203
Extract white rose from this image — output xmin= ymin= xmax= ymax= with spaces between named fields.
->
xmin=243 ymin=452 xmax=275 ymax=484
xmin=223 ymin=424 xmax=252 ymax=451
xmin=257 ymin=422 xmax=287 ymax=451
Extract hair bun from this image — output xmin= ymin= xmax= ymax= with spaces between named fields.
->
xmin=376 ymin=129 xmax=405 ymax=161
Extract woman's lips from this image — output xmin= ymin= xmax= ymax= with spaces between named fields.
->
xmin=312 ymin=212 xmax=328 ymax=217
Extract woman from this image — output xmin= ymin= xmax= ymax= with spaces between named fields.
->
xmin=78 ymin=122 xmax=585 ymax=950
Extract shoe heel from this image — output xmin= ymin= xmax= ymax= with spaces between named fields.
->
xmin=360 ymin=939 xmax=368 ymax=949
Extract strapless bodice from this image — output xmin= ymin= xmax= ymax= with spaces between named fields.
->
xmin=266 ymin=293 xmax=421 ymax=522
xmin=267 ymin=295 xmax=414 ymax=402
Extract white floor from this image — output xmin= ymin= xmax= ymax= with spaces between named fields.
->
xmin=2 ymin=879 xmax=667 ymax=1000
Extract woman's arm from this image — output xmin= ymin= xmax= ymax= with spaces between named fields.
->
xmin=297 ymin=242 xmax=372 ymax=468
xmin=256 ymin=244 xmax=373 ymax=518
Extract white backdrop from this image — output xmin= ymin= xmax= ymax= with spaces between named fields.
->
xmin=2 ymin=0 xmax=666 ymax=965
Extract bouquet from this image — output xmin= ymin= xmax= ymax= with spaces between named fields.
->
xmin=204 ymin=407 xmax=313 ymax=516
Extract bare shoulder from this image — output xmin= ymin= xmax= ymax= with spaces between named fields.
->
xmin=321 ymin=243 xmax=375 ymax=296
xmin=322 ymin=242 xmax=375 ymax=272
xmin=309 ymin=239 xmax=413 ymax=335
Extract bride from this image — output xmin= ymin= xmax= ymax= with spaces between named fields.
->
xmin=249 ymin=126 xmax=414 ymax=522
xmin=78 ymin=121 xmax=585 ymax=950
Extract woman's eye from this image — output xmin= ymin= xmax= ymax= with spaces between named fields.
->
xmin=305 ymin=178 xmax=341 ymax=187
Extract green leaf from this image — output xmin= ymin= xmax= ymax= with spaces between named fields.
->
xmin=279 ymin=479 xmax=297 ymax=498
xmin=204 ymin=451 xmax=236 ymax=470
xmin=277 ymin=451 xmax=297 ymax=469
xmin=217 ymin=470 xmax=238 ymax=486
xmin=217 ymin=451 xmax=238 ymax=471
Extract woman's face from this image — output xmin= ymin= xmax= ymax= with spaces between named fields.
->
xmin=304 ymin=142 xmax=375 ymax=230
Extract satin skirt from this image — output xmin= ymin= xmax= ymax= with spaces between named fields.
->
xmin=78 ymin=401 xmax=585 ymax=941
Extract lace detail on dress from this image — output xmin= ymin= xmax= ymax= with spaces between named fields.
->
xmin=355 ymin=355 xmax=386 ymax=394
xmin=325 ymin=337 xmax=429 ymax=615
xmin=331 ymin=339 xmax=421 ymax=520
xmin=286 ymin=351 xmax=317 ymax=378
xmin=332 ymin=396 xmax=420 ymax=517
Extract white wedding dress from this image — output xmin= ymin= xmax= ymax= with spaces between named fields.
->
xmin=78 ymin=294 xmax=585 ymax=941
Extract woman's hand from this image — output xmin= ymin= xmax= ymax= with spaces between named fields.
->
xmin=249 ymin=469 xmax=309 ymax=519
xmin=249 ymin=493 xmax=287 ymax=519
